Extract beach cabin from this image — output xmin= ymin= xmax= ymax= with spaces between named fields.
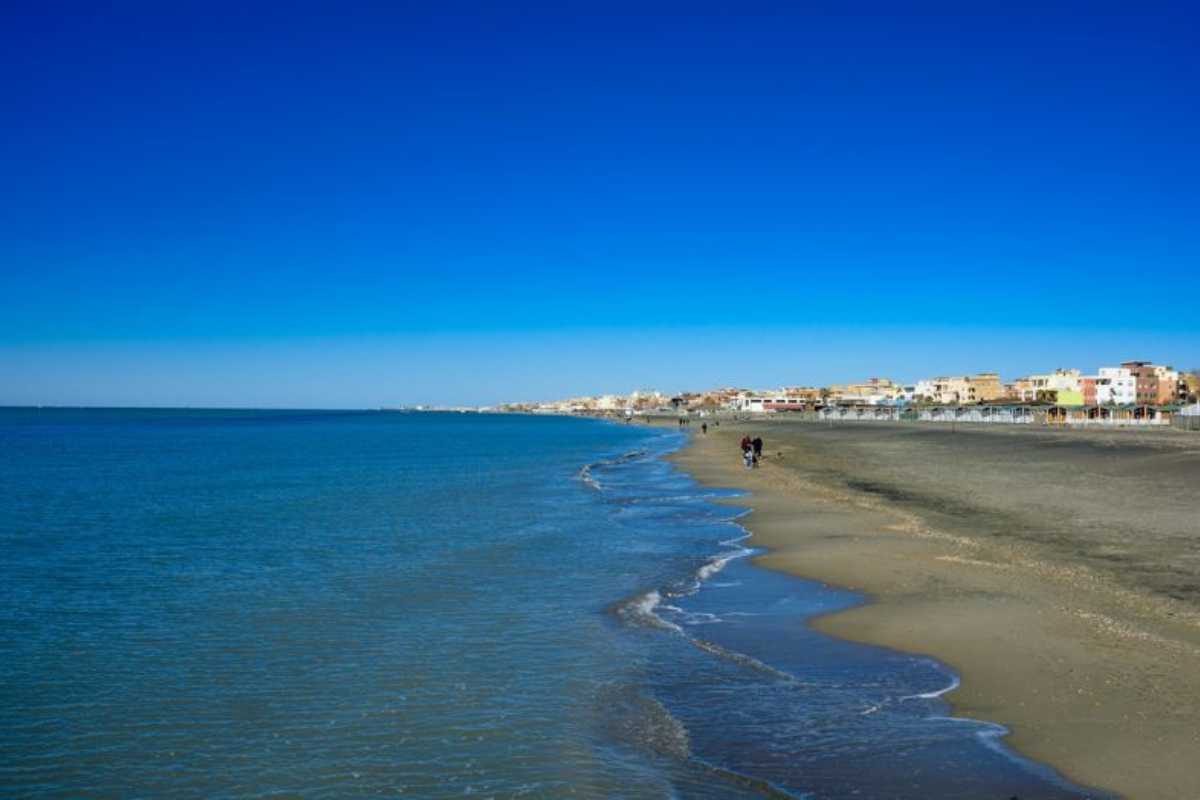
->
xmin=1045 ymin=405 xmax=1171 ymax=427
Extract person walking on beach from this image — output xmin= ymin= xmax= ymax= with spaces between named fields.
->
xmin=701 ymin=422 xmax=708 ymax=434
xmin=740 ymin=435 xmax=751 ymax=453
xmin=752 ymin=436 xmax=763 ymax=460
xmin=743 ymin=447 xmax=754 ymax=469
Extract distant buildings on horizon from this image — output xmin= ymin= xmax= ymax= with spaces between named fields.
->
xmin=503 ymin=361 xmax=1200 ymax=416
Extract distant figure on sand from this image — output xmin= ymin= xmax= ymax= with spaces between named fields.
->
xmin=743 ymin=447 xmax=754 ymax=469
xmin=740 ymin=435 xmax=752 ymax=453
xmin=701 ymin=423 xmax=708 ymax=434
xmin=752 ymin=437 xmax=763 ymax=460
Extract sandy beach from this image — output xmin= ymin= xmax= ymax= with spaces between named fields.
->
xmin=668 ymin=419 xmax=1200 ymax=800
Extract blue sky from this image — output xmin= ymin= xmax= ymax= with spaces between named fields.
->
xmin=3 ymin=2 xmax=1198 ymax=407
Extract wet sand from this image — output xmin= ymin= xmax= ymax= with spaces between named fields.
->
xmin=669 ymin=419 xmax=1200 ymax=800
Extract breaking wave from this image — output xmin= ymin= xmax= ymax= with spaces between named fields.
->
xmin=610 ymin=590 xmax=684 ymax=633
xmin=578 ymin=449 xmax=647 ymax=491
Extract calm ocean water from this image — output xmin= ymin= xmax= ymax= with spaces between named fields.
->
xmin=0 ymin=409 xmax=1103 ymax=798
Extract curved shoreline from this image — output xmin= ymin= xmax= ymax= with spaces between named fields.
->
xmin=665 ymin=419 xmax=1200 ymax=800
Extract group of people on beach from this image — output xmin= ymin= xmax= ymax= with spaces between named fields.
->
xmin=740 ymin=435 xmax=764 ymax=469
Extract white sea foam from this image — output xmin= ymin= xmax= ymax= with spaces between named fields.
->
xmin=577 ymin=449 xmax=647 ymax=491
xmin=696 ymin=556 xmax=732 ymax=582
xmin=930 ymin=715 xmax=1006 ymax=731
xmin=719 ymin=531 xmax=752 ymax=547
xmin=695 ymin=545 xmax=753 ymax=583
xmin=577 ymin=464 xmax=601 ymax=490
xmin=900 ymin=673 xmax=960 ymax=701
xmin=614 ymin=590 xmax=683 ymax=633
xmin=614 ymin=588 xmax=805 ymax=685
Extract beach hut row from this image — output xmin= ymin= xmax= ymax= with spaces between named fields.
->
xmin=1044 ymin=405 xmax=1172 ymax=426
xmin=812 ymin=403 xmax=1176 ymax=427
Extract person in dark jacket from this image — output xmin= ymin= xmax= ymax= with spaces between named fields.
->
xmin=752 ymin=437 xmax=763 ymax=459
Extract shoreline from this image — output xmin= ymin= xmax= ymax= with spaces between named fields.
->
xmin=666 ymin=419 xmax=1200 ymax=800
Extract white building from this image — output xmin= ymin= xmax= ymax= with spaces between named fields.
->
xmin=594 ymin=394 xmax=625 ymax=411
xmin=730 ymin=392 xmax=810 ymax=413
xmin=730 ymin=393 xmax=764 ymax=413
xmin=1096 ymin=367 xmax=1137 ymax=405
xmin=913 ymin=380 xmax=938 ymax=402
xmin=731 ymin=393 xmax=775 ymax=413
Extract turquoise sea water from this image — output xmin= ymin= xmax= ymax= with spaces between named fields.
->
xmin=0 ymin=409 xmax=1103 ymax=798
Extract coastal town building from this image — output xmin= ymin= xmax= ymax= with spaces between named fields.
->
xmin=729 ymin=392 xmax=766 ymax=413
xmin=1121 ymin=362 xmax=1180 ymax=406
xmin=1015 ymin=369 xmax=1082 ymax=403
xmin=729 ymin=385 xmax=843 ymax=412
xmin=781 ymin=386 xmax=825 ymax=403
xmin=914 ymin=373 xmax=1002 ymax=404
xmin=965 ymin=372 xmax=1003 ymax=402
xmin=594 ymin=394 xmax=625 ymax=411
xmin=912 ymin=379 xmax=950 ymax=402
xmin=1081 ymin=376 xmax=1097 ymax=406
xmin=731 ymin=391 xmax=808 ymax=412
xmin=1005 ymin=378 xmax=1032 ymax=401
xmin=626 ymin=390 xmax=669 ymax=411
xmin=694 ymin=389 xmax=739 ymax=409
xmin=1050 ymin=388 xmax=1085 ymax=406
xmin=1157 ymin=366 xmax=1181 ymax=404
xmin=1092 ymin=367 xmax=1137 ymax=406
xmin=827 ymin=378 xmax=900 ymax=405
xmin=1184 ymin=372 xmax=1200 ymax=403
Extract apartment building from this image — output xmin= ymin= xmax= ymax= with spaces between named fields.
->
xmin=914 ymin=373 xmax=1003 ymax=404
xmin=1121 ymin=362 xmax=1180 ymax=406
xmin=968 ymin=372 xmax=1003 ymax=402
xmin=1095 ymin=367 xmax=1137 ymax=405
xmin=828 ymin=377 xmax=900 ymax=405
xmin=1184 ymin=372 xmax=1200 ymax=403
xmin=1014 ymin=369 xmax=1081 ymax=402
xmin=781 ymin=387 xmax=826 ymax=403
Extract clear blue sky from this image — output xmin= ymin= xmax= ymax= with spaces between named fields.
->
xmin=3 ymin=2 xmax=1197 ymax=407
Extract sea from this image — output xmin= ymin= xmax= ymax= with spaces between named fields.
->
xmin=0 ymin=409 xmax=1106 ymax=798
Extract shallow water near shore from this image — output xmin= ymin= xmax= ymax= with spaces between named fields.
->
xmin=1 ymin=409 xmax=1104 ymax=797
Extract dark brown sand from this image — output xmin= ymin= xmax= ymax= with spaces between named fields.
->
xmin=669 ymin=419 xmax=1200 ymax=800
